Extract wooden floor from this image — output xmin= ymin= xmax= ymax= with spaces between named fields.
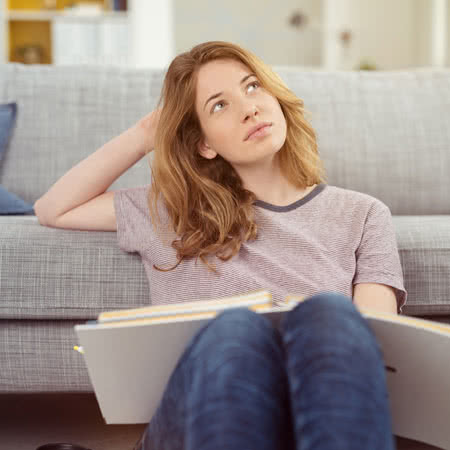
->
xmin=0 ymin=393 xmax=146 ymax=450
xmin=0 ymin=393 xmax=444 ymax=450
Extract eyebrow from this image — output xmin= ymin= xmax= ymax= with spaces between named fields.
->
xmin=203 ymin=73 xmax=256 ymax=111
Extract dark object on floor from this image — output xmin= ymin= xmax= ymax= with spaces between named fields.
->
xmin=36 ymin=444 xmax=93 ymax=450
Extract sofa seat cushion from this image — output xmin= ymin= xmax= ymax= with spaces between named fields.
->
xmin=394 ymin=214 xmax=450 ymax=315
xmin=0 ymin=216 xmax=151 ymax=320
xmin=0 ymin=214 xmax=449 ymax=319
xmin=0 ymin=319 xmax=92 ymax=392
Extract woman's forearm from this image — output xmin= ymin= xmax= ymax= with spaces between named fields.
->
xmin=34 ymin=124 xmax=148 ymax=223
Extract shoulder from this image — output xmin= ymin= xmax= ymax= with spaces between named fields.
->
xmin=116 ymin=184 xmax=151 ymax=197
xmin=113 ymin=184 xmax=152 ymax=217
xmin=115 ymin=184 xmax=151 ymax=203
xmin=324 ymin=184 xmax=389 ymax=214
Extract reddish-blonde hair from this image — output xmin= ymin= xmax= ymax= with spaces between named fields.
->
xmin=147 ymin=40 xmax=327 ymax=273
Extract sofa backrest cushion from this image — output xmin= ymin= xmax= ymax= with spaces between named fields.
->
xmin=0 ymin=63 xmax=448 ymax=215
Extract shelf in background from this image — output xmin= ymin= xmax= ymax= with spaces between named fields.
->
xmin=6 ymin=9 xmax=128 ymax=21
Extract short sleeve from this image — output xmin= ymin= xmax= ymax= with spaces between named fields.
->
xmin=113 ymin=185 xmax=151 ymax=254
xmin=353 ymin=199 xmax=408 ymax=314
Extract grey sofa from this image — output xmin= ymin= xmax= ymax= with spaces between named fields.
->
xmin=0 ymin=63 xmax=449 ymax=394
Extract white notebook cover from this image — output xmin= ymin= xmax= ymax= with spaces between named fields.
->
xmin=75 ymin=308 xmax=450 ymax=449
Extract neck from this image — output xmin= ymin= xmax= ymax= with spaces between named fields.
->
xmin=233 ymin=156 xmax=313 ymax=206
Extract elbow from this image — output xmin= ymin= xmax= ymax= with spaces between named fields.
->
xmin=34 ymin=199 xmax=49 ymax=226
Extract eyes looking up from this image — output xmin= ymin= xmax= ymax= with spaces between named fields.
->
xmin=211 ymin=80 xmax=261 ymax=114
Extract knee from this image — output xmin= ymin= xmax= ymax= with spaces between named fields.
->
xmin=191 ymin=307 xmax=281 ymax=358
xmin=281 ymin=292 xmax=378 ymax=351
xmin=182 ymin=308 xmax=288 ymax=403
xmin=284 ymin=292 xmax=356 ymax=324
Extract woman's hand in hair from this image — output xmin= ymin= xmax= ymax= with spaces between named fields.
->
xmin=134 ymin=108 xmax=162 ymax=156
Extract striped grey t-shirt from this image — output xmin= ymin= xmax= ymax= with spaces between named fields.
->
xmin=114 ymin=183 xmax=407 ymax=314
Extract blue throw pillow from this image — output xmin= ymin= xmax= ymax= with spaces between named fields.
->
xmin=0 ymin=102 xmax=35 ymax=215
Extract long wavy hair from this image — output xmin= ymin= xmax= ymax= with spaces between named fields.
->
xmin=146 ymin=40 xmax=328 ymax=273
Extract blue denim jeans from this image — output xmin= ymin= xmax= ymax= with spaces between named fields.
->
xmin=135 ymin=292 xmax=396 ymax=450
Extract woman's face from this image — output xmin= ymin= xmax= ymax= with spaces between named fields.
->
xmin=194 ymin=58 xmax=287 ymax=168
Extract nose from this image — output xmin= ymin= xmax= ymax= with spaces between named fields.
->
xmin=243 ymin=104 xmax=258 ymax=122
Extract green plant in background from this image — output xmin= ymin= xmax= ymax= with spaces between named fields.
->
xmin=356 ymin=60 xmax=378 ymax=70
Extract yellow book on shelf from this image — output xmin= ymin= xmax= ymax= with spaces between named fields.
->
xmin=74 ymin=289 xmax=450 ymax=450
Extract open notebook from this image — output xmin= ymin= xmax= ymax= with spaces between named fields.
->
xmin=74 ymin=289 xmax=450 ymax=449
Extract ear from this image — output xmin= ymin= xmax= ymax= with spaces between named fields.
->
xmin=198 ymin=140 xmax=217 ymax=159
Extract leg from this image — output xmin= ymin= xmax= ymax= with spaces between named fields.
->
xmin=136 ymin=307 xmax=295 ymax=450
xmin=280 ymin=292 xmax=396 ymax=450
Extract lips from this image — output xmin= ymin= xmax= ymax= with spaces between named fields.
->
xmin=245 ymin=122 xmax=272 ymax=141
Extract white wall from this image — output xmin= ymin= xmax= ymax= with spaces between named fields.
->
xmin=323 ymin=0 xmax=417 ymax=70
xmin=415 ymin=0 xmax=434 ymax=67
xmin=322 ymin=0 xmax=353 ymax=70
xmin=448 ymin=0 xmax=450 ymax=65
xmin=172 ymin=0 xmax=449 ymax=69
xmin=353 ymin=0 xmax=416 ymax=69
xmin=173 ymin=0 xmax=323 ymax=67
xmin=430 ymin=0 xmax=448 ymax=66
xmin=1 ymin=0 xmax=448 ymax=68
xmin=129 ymin=0 xmax=175 ymax=69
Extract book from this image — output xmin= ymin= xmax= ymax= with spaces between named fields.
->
xmin=74 ymin=289 xmax=450 ymax=449
xmin=95 ymin=289 xmax=303 ymax=326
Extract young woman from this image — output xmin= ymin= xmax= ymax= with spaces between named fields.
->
xmin=35 ymin=41 xmax=407 ymax=450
